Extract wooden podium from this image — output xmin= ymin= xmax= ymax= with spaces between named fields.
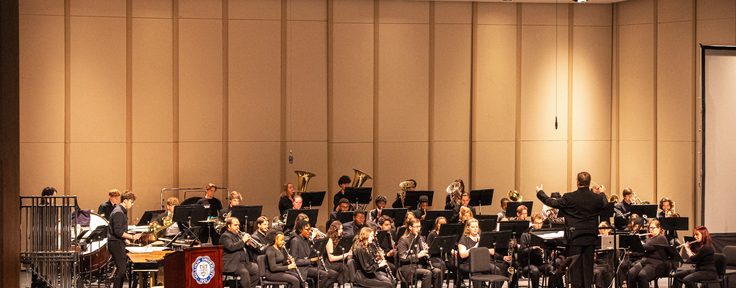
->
xmin=164 ymin=246 xmax=223 ymax=288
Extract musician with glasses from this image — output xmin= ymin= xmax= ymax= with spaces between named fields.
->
xmin=289 ymin=220 xmax=338 ymax=288
xmin=673 ymin=226 xmax=717 ymax=288
xmin=515 ymin=214 xmax=555 ymax=288
xmin=398 ymin=218 xmax=442 ymax=288
xmin=221 ymin=217 xmax=259 ymax=288
xmin=627 ymin=219 xmax=669 ymax=288
xmin=327 ymin=198 xmax=350 ymax=228
xmin=343 ymin=209 xmax=373 ymax=237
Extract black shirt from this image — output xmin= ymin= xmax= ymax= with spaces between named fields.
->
xmin=107 ymin=204 xmax=128 ymax=242
xmin=614 ymin=201 xmax=632 ymax=230
xmin=457 ymin=235 xmax=478 ymax=264
xmin=197 ymin=197 xmax=223 ymax=217
xmin=278 ymin=197 xmax=293 ymax=219
xmin=333 ymin=191 xmax=345 ymax=210
xmin=265 ymin=246 xmax=289 ymax=274
xmin=690 ymin=244 xmax=716 ymax=273
xmin=98 ymin=200 xmax=115 ymax=220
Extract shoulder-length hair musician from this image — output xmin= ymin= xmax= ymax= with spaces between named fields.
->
xmin=627 ymin=219 xmax=669 ymax=288
xmin=278 ymin=183 xmax=295 ymax=219
xmin=351 ymin=227 xmax=396 ymax=288
xmin=459 ymin=206 xmax=474 ymax=224
xmin=674 ymin=226 xmax=717 ymax=288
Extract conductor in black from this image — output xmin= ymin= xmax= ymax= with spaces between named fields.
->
xmin=108 ymin=191 xmax=141 ymax=288
xmin=536 ymin=171 xmax=608 ymax=288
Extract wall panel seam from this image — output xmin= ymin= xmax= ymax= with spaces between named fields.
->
xmin=691 ymin=0 xmax=697 ymax=226
xmin=126 ymin=0 xmax=133 ymax=194
xmin=428 ymin=2 xmax=435 ymax=190
xmin=64 ymin=0 xmax=70 ymax=195
xmin=327 ymin=0 xmax=334 ymax=211
xmin=280 ymin=0 xmax=287 ymax=185
xmin=567 ymin=4 xmax=573 ymax=192
xmin=515 ymin=3 xmax=521 ymax=191
xmin=653 ymin=0 xmax=658 ymax=200
xmin=373 ymin=0 xmax=379 ymax=192
xmin=222 ymin=0 xmax=229 ymax=188
xmin=173 ymin=0 xmax=180 ymax=191
xmin=469 ymin=2 xmax=477 ymax=188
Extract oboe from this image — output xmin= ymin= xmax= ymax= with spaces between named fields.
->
xmin=283 ymin=247 xmax=308 ymax=286
xmin=371 ymin=236 xmax=396 ymax=281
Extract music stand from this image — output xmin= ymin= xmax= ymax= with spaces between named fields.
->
xmin=230 ymin=205 xmax=262 ymax=229
xmin=469 ymin=189 xmax=494 ymax=215
xmin=530 ymin=228 xmax=567 ymax=248
xmin=336 ymin=235 xmax=355 ymax=254
xmin=439 ymin=223 xmax=465 ymax=242
xmin=338 ymin=211 xmax=354 ymax=224
xmin=300 ymin=191 xmax=326 ymax=209
xmin=631 ymin=204 xmax=658 ymax=220
xmin=428 ymin=235 xmax=456 ymax=257
xmin=420 ymin=220 xmax=433 ymax=237
xmin=475 ymin=214 xmax=498 ymax=221
xmin=505 ymin=201 xmax=534 ymax=218
xmin=381 ymin=208 xmax=409 ymax=227
xmin=655 ymin=244 xmax=684 ymax=264
xmin=172 ymin=205 xmax=206 ymax=243
xmin=618 ymin=235 xmax=645 ymax=253
xmin=479 ymin=231 xmax=511 ymax=249
xmin=404 ymin=191 xmax=435 ymax=210
xmin=425 ymin=210 xmax=454 ymax=222
xmin=312 ymin=238 xmax=329 ymax=258
xmin=660 ymin=217 xmax=689 ymax=231
xmin=284 ymin=209 xmax=319 ymax=229
xmin=344 ymin=187 xmax=372 ymax=207
xmin=137 ymin=210 xmax=166 ymax=226
xmin=600 ymin=202 xmax=615 ymax=221
xmin=377 ymin=230 xmax=392 ymax=248
xmin=86 ymin=225 xmax=108 ymax=243
xmin=478 ymin=219 xmax=498 ymax=233
xmin=499 ymin=220 xmax=530 ymax=240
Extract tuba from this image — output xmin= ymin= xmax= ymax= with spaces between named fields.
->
xmin=352 ymin=169 xmax=372 ymax=210
xmin=508 ymin=190 xmax=522 ymax=202
xmin=294 ymin=170 xmax=316 ymax=195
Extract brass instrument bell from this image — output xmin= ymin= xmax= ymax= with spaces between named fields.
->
xmin=508 ymin=190 xmax=522 ymax=202
xmin=352 ymin=169 xmax=372 ymax=188
xmin=609 ymin=194 xmax=619 ymax=203
xmin=295 ymin=170 xmax=316 ymax=194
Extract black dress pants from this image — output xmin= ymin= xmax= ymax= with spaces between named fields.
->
xmin=233 ymin=262 xmax=259 ymax=288
xmin=673 ymin=269 xmax=718 ymax=288
xmin=568 ymin=244 xmax=595 ymax=288
xmin=108 ymin=240 xmax=128 ymax=288
xmin=266 ymin=271 xmax=302 ymax=288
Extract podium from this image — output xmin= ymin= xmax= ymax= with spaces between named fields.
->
xmin=164 ymin=246 xmax=223 ymax=288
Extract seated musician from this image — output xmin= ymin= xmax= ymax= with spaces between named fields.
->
xmin=515 ymin=214 xmax=553 ymax=288
xmin=197 ymin=183 xmax=223 ymax=244
xmin=108 ymin=191 xmax=141 ymax=288
xmin=221 ymin=217 xmax=259 ymax=288
xmin=278 ymin=183 xmax=295 ymax=220
xmin=353 ymin=226 xmax=398 ymax=288
xmin=627 ymin=219 xmax=669 ymax=288
xmin=289 ymin=220 xmax=338 ymax=288
xmin=397 ymin=218 xmax=442 ymax=288
xmin=343 ymin=209 xmax=374 ymax=237
xmin=627 ymin=214 xmax=645 ymax=235
xmin=425 ymin=216 xmax=447 ymax=272
xmin=155 ymin=197 xmax=181 ymax=237
xmin=497 ymin=197 xmax=510 ymax=220
xmin=251 ymin=216 xmax=269 ymax=246
xmin=333 ymin=175 xmax=351 ymax=211
xmin=542 ymin=192 xmax=565 ymax=225
xmin=293 ymin=195 xmax=304 ymax=210
xmin=325 ymin=221 xmax=353 ymax=285
xmin=457 ymin=218 xmax=503 ymax=288
xmin=614 ymin=188 xmax=634 ymax=230
xmin=327 ymin=198 xmax=350 ymax=228
xmin=594 ymin=221 xmax=624 ymax=288
xmin=451 ymin=192 xmax=476 ymax=223
xmin=393 ymin=179 xmax=417 ymax=208
xmin=673 ymin=226 xmax=717 ymax=288
xmin=284 ymin=213 xmax=310 ymax=243
xmin=509 ymin=204 xmax=529 ymax=221
xmin=458 ymin=206 xmax=474 ymax=225
xmin=369 ymin=196 xmax=388 ymax=224
xmin=376 ymin=215 xmax=398 ymax=270
xmin=264 ymin=229 xmax=302 ymax=288
xmin=98 ymin=189 xmax=121 ymax=220
xmin=220 ymin=191 xmax=242 ymax=218
xmin=444 ymin=180 xmax=464 ymax=210
xmin=412 ymin=195 xmax=430 ymax=220
xmin=656 ymin=197 xmax=679 ymax=244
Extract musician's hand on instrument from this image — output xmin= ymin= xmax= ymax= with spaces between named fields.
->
xmin=503 ymin=256 xmax=511 ymax=262
xmin=536 ymin=185 xmax=543 ymax=192
xmin=489 ymin=248 xmax=495 ymax=255
xmin=600 ymin=185 xmax=606 ymax=193
xmin=387 ymin=249 xmax=396 ymax=257
xmin=418 ymin=251 xmax=428 ymax=258
xmin=288 ymin=263 xmax=297 ymax=269
xmin=242 ymin=234 xmax=251 ymax=243
xmin=125 ymin=239 xmax=131 ymax=245
xmin=132 ymin=233 xmax=142 ymax=240
xmin=379 ymin=259 xmax=387 ymax=267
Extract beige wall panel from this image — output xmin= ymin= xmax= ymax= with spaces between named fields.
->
xmin=477 ymin=3 xmax=516 ymax=25
xmin=132 ymin=0 xmax=172 ymax=19
xmin=557 ymin=4 xmax=570 ymax=26
xmin=70 ymin=143 xmax=127 ymax=211
xmin=20 ymin=143 xmax=65 ymax=196
xmin=573 ymin=4 xmax=611 ymax=27
xmin=474 ymin=25 xmax=517 ymax=142
xmin=378 ymin=24 xmax=429 ymax=142
xmin=19 ymin=15 xmax=65 ymax=143
xmin=435 ymin=2 xmax=472 ymax=24
xmin=521 ymin=3 xmax=557 ymax=26
xmin=285 ymin=141 xmax=328 ymax=228
xmin=656 ymin=141 xmax=694 ymax=231
xmin=379 ymin=0 xmax=428 ymax=24
xmin=332 ymin=23 xmax=374 ymax=143
xmin=229 ymin=0 xmax=280 ymax=20
xmin=133 ymin=18 xmax=173 ymax=143
xmin=287 ymin=0 xmax=326 ymax=21
xmin=697 ymin=0 xmax=736 ymax=21
xmin=132 ymin=143 xmax=174 ymax=218
xmin=555 ymin=25 xmax=570 ymax=135
xmin=619 ymin=24 xmax=654 ymax=141
xmin=377 ymin=142 xmax=428 ymax=206
xmin=329 ymin=143 xmax=374 ymax=210
xmin=571 ymin=141 xmax=611 ymax=192
xmin=572 ymin=26 xmax=611 ymax=141
xmin=434 ymin=24 xmax=471 ymax=142
xmin=617 ymin=0 xmax=653 ymax=26
xmin=19 ymin=0 xmax=63 ymax=15
xmin=179 ymin=142 xmax=223 ymax=192
xmin=658 ymin=0 xmax=692 ymax=23
xmin=179 ymin=19 xmax=223 ymax=142
xmin=228 ymin=142 xmax=282 ymax=220
xmin=657 ymin=21 xmax=693 ymax=142
xmin=696 ymin=19 xmax=736 ymax=46
xmin=431 ymin=141 xmax=470 ymax=211
xmin=519 ymin=141 xmax=567 ymax=214
xmin=521 ymin=25 xmax=566 ymax=141
xmin=179 ymin=0 xmax=222 ymax=19
xmin=618 ymin=140 xmax=655 ymax=202
xmin=71 ymin=0 xmax=125 ymax=17
xmin=229 ymin=20 xmax=281 ymax=142
xmin=472 ymin=141 xmax=515 ymax=216
xmin=70 ymin=17 xmax=127 ymax=143
xmin=286 ymin=21 xmax=327 ymax=142
xmin=333 ymin=0 xmax=373 ymax=24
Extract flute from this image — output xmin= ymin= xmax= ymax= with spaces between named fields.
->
xmin=676 ymin=240 xmax=699 ymax=249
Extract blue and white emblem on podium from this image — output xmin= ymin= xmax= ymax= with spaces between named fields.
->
xmin=192 ymin=256 xmax=216 ymax=284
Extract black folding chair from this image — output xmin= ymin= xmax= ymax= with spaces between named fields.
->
xmin=696 ymin=253 xmax=726 ymax=288
xmin=469 ymin=247 xmax=508 ymax=288
xmin=257 ymin=254 xmax=293 ymax=288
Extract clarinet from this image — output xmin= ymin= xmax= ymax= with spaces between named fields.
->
xmin=372 ymin=237 xmax=396 ymax=281
xmin=283 ymin=247 xmax=308 ymax=286
xmin=419 ymin=236 xmax=434 ymax=270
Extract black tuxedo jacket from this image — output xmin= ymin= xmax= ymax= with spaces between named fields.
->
xmin=537 ymin=188 xmax=608 ymax=246
xmin=220 ymin=230 xmax=251 ymax=273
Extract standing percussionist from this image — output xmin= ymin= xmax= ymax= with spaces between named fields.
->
xmin=221 ymin=217 xmax=259 ymax=288
xmin=536 ymin=171 xmax=609 ymax=288
xmin=98 ymin=189 xmax=121 ymax=220
xmin=197 ymin=183 xmax=223 ymax=244
xmin=108 ymin=191 xmax=141 ymax=288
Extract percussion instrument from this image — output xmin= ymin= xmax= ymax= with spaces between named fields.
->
xmin=80 ymin=213 xmax=111 ymax=274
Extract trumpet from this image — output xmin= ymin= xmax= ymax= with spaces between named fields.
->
xmin=239 ymin=231 xmax=263 ymax=249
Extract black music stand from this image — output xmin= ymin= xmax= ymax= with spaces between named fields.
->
xmin=284 ymin=209 xmax=319 ymax=229
xmin=499 ymin=220 xmax=530 ymax=240
xmin=376 ymin=230 xmax=392 ymax=247
xmin=425 ymin=210 xmax=454 ymax=222
xmin=655 ymin=244 xmax=684 ymax=264
xmin=631 ymin=204 xmax=658 ymax=220
xmin=84 ymin=225 xmax=108 ymax=245
xmin=618 ymin=234 xmax=645 ymax=253
xmin=395 ymin=227 xmax=407 ymax=243
xmin=428 ymin=235 xmax=456 ymax=258
xmin=172 ymin=205 xmax=206 ymax=243
xmin=660 ymin=217 xmax=689 ymax=231
xmin=336 ymin=235 xmax=355 ymax=254
xmin=230 ymin=205 xmax=262 ymax=232
xmin=404 ymin=191 xmax=434 ymax=210
xmin=439 ymin=223 xmax=465 ymax=241
xmin=420 ymin=220 xmax=433 ymax=237
xmin=300 ymin=191 xmax=326 ymax=209
xmin=381 ymin=208 xmax=409 ymax=226
xmin=478 ymin=219 xmax=498 ymax=233
xmin=337 ymin=211 xmax=354 ymax=224
xmin=530 ymin=228 xmax=567 ymax=248
xmin=137 ymin=210 xmax=166 ymax=226
xmin=469 ymin=189 xmax=495 ymax=215
xmin=312 ymin=238 xmax=329 ymax=258
xmin=344 ymin=187 xmax=372 ymax=207
xmin=505 ymin=201 xmax=534 ymax=218
xmin=475 ymin=214 xmax=498 ymax=221
xmin=479 ymin=231 xmax=511 ymax=249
